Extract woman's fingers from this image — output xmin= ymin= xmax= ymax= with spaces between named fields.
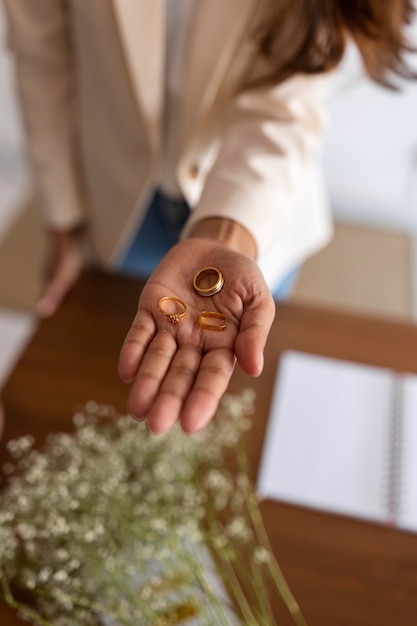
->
xmin=146 ymin=343 xmax=202 ymax=434
xmin=125 ymin=329 xmax=236 ymax=435
xmin=234 ymin=294 xmax=275 ymax=377
xmin=126 ymin=328 xmax=177 ymax=420
xmin=180 ymin=347 xmax=236 ymax=434
xmin=36 ymin=244 xmax=84 ymax=318
xmin=118 ymin=308 xmax=157 ymax=382
xmin=119 ymin=296 xmax=273 ymax=434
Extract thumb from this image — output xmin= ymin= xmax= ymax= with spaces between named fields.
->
xmin=234 ymin=295 xmax=275 ymax=377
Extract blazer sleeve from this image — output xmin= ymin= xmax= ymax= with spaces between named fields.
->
xmin=181 ymin=71 xmax=332 ymax=258
xmin=3 ymin=0 xmax=86 ymax=230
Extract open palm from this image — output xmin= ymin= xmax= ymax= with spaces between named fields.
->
xmin=118 ymin=238 xmax=275 ymax=434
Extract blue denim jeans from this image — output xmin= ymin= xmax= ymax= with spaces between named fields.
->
xmin=119 ymin=190 xmax=190 ymax=278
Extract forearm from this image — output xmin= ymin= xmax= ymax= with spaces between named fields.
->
xmin=182 ymin=72 xmax=331 ymax=261
xmin=186 ymin=217 xmax=257 ymax=260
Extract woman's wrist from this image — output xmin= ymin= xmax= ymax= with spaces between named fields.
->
xmin=186 ymin=217 xmax=257 ymax=259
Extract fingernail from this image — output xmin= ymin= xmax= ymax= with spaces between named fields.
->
xmin=129 ymin=413 xmax=145 ymax=422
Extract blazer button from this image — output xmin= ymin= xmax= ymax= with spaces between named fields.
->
xmin=188 ymin=163 xmax=199 ymax=179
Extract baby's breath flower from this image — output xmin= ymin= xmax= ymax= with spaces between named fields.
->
xmin=50 ymin=515 xmax=70 ymax=537
xmin=149 ymin=517 xmax=167 ymax=533
xmin=55 ymin=548 xmax=70 ymax=561
xmin=67 ymin=558 xmax=81 ymax=571
xmin=213 ymin=493 xmax=229 ymax=511
xmin=21 ymin=569 xmax=37 ymax=590
xmin=211 ymin=534 xmax=228 ymax=550
xmin=236 ymin=472 xmax=251 ymax=493
xmin=84 ymin=400 xmax=99 ymax=414
xmin=7 ymin=435 xmax=35 ymax=459
xmin=0 ymin=510 xmax=15 ymax=523
xmin=72 ymin=411 xmax=86 ymax=427
xmin=253 ymin=546 xmax=272 ymax=564
xmin=225 ymin=516 xmax=253 ymax=542
xmin=83 ymin=530 xmax=97 ymax=543
xmin=0 ymin=391 xmax=302 ymax=626
xmin=37 ymin=567 xmax=52 ymax=583
xmin=52 ymin=570 xmax=69 ymax=583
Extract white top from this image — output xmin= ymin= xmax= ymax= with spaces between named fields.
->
xmin=159 ymin=0 xmax=196 ymax=198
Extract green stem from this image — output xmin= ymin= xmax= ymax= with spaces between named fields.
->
xmin=237 ymin=450 xmax=308 ymax=626
xmin=0 ymin=573 xmax=55 ymax=626
xmin=186 ymin=551 xmax=241 ymax=626
xmin=249 ymin=558 xmax=276 ymax=626
xmin=215 ymin=551 xmax=259 ymax=626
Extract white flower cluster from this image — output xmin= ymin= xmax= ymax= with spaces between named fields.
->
xmin=0 ymin=390 xmax=302 ymax=626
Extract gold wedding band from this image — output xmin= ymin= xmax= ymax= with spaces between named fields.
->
xmin=158 ymin=296 xmax=187 ymax=324
xmin=198 ymin=311 xmax=227 ymax=331
xmin=193 ymin=266 xmax=224 ymax=297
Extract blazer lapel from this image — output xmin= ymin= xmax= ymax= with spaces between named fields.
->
xmin=111 ymin=0 xmax=257 ymax=151
xmin=111 ymin=0 xmax=164 ymax=153
xmin=182 ymin=0 xmax=256 ymax=143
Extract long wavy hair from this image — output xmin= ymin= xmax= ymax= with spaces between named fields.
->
xmin=251 ymin=0 xmax=416 ymax=88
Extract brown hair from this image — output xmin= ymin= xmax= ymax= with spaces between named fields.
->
xmin=251 ymin=0 xmax=417 ymax=88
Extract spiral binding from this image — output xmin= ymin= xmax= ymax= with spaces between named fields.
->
xmin=384 ymin=373 xmax=404 ymax=526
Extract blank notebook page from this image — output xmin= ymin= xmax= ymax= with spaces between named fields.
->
xmin=257 ymin=351 xmax=398 ymax=524
xmin=400 ymin=377 xmax=417 ymax=530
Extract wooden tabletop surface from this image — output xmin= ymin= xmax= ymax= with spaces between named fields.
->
xmin=1 ymin=269 xmax=417 ymax=626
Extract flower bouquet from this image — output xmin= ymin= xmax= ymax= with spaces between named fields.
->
xmin=0 ymin=391 xmax=307 ymax=625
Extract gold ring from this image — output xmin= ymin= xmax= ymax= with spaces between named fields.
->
xmin=193 ymin=267 xmax=224 ymax=297
xmin=158 ymin=296 xmax=187 ymax=324
xmin=198 ymin=311 xmax=227 ymax=331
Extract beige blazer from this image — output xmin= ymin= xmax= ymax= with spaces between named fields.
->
xmin=4 ymin=0 xmax=333 ymax=288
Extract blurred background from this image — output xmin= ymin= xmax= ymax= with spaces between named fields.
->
xmin=0 ymin=5 xmax=417 ymax=391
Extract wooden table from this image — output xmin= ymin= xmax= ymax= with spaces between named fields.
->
xmin=2 ymin=269 xmax=417 ymax=625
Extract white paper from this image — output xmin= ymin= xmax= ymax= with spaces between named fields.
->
xmin=398 ymin=376 xmax=417 ymax=531
xmin=257 ymin=351 xmax=409 ymax=525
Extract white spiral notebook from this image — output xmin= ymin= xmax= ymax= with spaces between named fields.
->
xmin=257 ymin=351 xmax=417 ymax=531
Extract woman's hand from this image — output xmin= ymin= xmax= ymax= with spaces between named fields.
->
xmin=36 ymin=229 xmax=85 ymax=318
xmin=118 ymin=234 xmax=275 ymax=435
